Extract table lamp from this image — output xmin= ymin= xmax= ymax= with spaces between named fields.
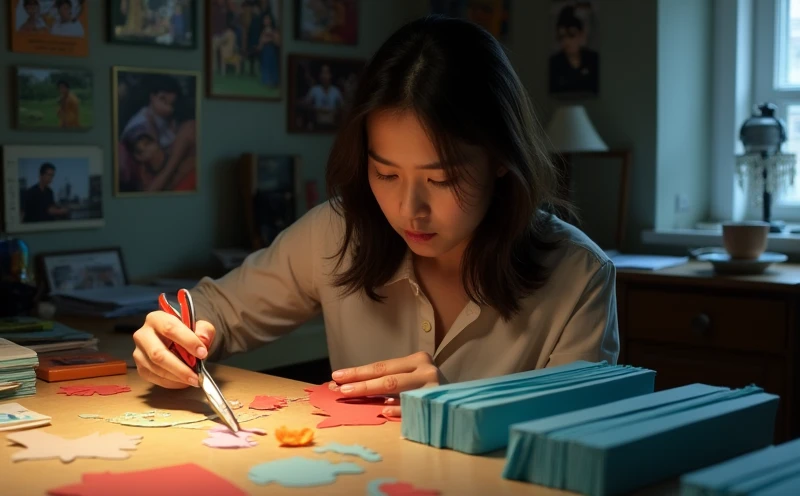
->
xmin=545 ymin=105 xmax=608 ymax=153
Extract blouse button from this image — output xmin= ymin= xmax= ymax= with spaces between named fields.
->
xmin=421 ymin=320 xmax=432 ymax=332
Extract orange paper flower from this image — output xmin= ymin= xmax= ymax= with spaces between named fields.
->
xmin=275 ymin=425 xmax=314 ymax=447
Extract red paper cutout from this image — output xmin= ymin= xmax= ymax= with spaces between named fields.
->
xmin=58 ymin=385 xmax=131 ymax=396
xmin=303 ymin=382 xmax=401 ymax=428
xmin=249 ymin=395 xmax=287 ymax=410
xmin=47 ymin=463 xmax=246 ymax=496
xmin=378 ymin=481 xmax=442 ymax=496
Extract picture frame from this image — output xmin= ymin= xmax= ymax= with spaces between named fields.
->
xmin=287 ymin=53 xmax=365 ymax=133
xmin=294 ymin=0 xmax=359 ymax=45
xmin=9 ymin=0 xmax=90 ymax=57
xmin=549 ymin=0 xmax=599 ymax=97
xmin=206 ymin=0 xmax=283 ymax=101
xmin=1 ymin=145 xmax=104 ymax=234
xmin=240 ymin=153 xmax=303 ymax=250
xmin=108 ymin=0 xmax=197 ymax=49
xmin=112 ymin=66 xmax=201 ymax=196
xmin=13 ymin=65 xmax=93 ymax=131
xmin=36 ymin=247 xmax=128 ymax=294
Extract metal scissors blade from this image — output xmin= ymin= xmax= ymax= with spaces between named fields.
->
xmin=158 ymin=289 xmax=241 ymax=433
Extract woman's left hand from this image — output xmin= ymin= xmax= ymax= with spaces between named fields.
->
xmin=331 ymin=351 xmax=446 ymax=417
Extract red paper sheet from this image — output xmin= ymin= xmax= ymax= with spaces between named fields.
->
xmin=58 ymin=385 xmax=131 ymax=396
xmin=47 ymin=463 xmax=246 ymax=496
xmin=379 ymin=481 xmax=442 ymax=496
xmin=304 ymin=382 xmax=401 ymax=428
xmin=249 ymin=395 xmax=287 ymax=410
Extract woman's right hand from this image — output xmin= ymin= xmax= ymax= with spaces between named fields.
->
xmin=132 ymin=310 xmax=216 ymax=389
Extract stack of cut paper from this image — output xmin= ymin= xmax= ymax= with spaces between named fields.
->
xmin=0 ymin=338 xmax=38 ymax=399
xmin=0 ymin=318 xmax=97 ymax=354
xmin=400 ymin=360 xmax=656 ymax=455
xmin=503 ymin=383 xmax=780 ymax=496
xmin=680 ymin=437 xmax=800 ymax=496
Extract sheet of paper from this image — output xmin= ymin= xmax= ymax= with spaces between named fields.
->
xmin=8 ymin=431 xmax=142 ymax=463
xmin=59 ymin=385 xmax=131 ymax=396
xmin=248 ymin=395 xmax=287 ymax=410
xmin=202 ymin=425 xmax=266 ymax=449
xmin=274 ymin=425 xmax=314 ymax=446
xmin=0 ymin=402 xmax=52 ymax=432
xmin=313 ymin=442 xmax=381 ymax=462
xmin=46 ymin=462 xmax=247 ymax=496
xmin=305 ymin=382 xmax=401 ymax=428
xmin=248 ymin=456 xmax=363 ymax=487
xmin=608 ymin=254 xmax=688 ymax=270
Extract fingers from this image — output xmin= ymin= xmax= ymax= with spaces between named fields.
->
xmin=338 ymin=372 xmax=419 ymax=397
xmin=146 ymin=311 xmax=209 ymax=359
xmin=333 ymin=353 xmax=431 ymax=384
xmin=133 ymin=321 xmax=198 ymax=387
xmin=382 ymin=405 xmax=402 ymax=418
xmin=133 ymin=349 xmax=190 ymax=389
xmin=194 ymin=320 xmax=216 ymax=350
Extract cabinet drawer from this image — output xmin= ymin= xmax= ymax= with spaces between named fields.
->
xmin=626 ymin=288 xmax=787 ymax=354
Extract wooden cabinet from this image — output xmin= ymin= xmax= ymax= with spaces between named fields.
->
xmin=616 ymin=262 xmax=800 ymax=443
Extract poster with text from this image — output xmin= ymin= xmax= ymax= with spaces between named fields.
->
xmin=10 ymin=0 xmax=89 ymax=57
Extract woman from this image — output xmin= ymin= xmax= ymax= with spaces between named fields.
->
xmin=133 ymin=16 xmax=619 ymax=418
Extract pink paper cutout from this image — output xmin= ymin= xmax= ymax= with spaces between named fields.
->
xmin=378 ymin=481 xmax=442 ymax=496
xmin=304 ymin=382 xmax=402 ymax=428
xmin=47 ymin=462 xmax=247 ymax=496
xmin=202 ymin=425 xmax=266 ymax=449
xmin=58 ymin=385 xmax=131 ymax=396
xmin=248 ymin=395 xmax=287 ymax=410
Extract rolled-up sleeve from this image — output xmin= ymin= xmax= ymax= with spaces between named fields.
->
xmin=190 ymin=203 xmax=327 ymax=361
xmin=546 ymin=259 xmax=619 ymax=367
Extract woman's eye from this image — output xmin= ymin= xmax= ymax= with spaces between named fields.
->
xmin=429 ymin=178 xmax=455 ymax=188
xmin=375 ymin=171 xmax=397 ymax=181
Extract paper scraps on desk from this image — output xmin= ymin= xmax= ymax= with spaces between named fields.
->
xmin=304 ymin=382 xmax=402 ymax=428
xmin=77 ymin=410 xmax=271 ymax=429
xmin=0 ymin=402 xmax=52 ymax=432
xmin=202 ymin=425 xmax=266 ymax=449
xmin=274 ymin=425 xmax=314 ymax=447
xmin=7 ymin=430 xmax=142 ymax=463
xmin=249 ymin=395 xmax=287 ymax=410
xmin=58 ymin=385 xmax=131 ymax=396
xmin=248 ymin=456 xmax=364 ymax=487
xmin=366 ymin=479 xmax=442 ymax=496
xmin=47 ymin=462 xmax=247 ymax=496
xmin=313 ymin=442 xmax=381 ymax=462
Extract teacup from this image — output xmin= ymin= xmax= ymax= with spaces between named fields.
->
xmin=722 ymin=221 xmax=769 ymax=260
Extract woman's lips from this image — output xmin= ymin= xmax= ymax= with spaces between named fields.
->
xmin=404 ymin=230 xmax=436 ymax=242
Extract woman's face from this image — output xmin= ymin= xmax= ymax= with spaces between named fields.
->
xmin=367 ymin=109 xmax=497 ymax=261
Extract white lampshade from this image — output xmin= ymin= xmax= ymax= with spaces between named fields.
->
xmin=545 ymin=105 xmax=608 ymax=153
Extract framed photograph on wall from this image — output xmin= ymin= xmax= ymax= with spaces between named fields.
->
xmin=112 ymin=66 xmax=200 ymax=196
xmin=240 ymin=153 xmax=302 ymax=250
xmin=287 ymin=54 xmax=364 ymax=133
xmin=14 ymin=66 xmax=93 ymax=130
xmin=549 ymin=0 xmax=599 ymax=97
xmin=295 ymin=0 xmax=358 ymax=45
xmin=108 ymin=0 xmax=196 ymax=49
xmin=37 ymin=247 xmax=128 ymax=293
xmin=206 ymin=0 xmax=283 ymax=101
xmin=1 ymin=145 xmax=104 ymax=234
xmin=9 ymin=0 xmax=89 ymax=57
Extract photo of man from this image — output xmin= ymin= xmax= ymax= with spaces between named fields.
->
xmin=17 ymin=157 xmax=101 ymax=225
xmin=15 ymin=67 xmax=93 ymax=130
xmin=21 ymin=163 xmax=69 ymax=223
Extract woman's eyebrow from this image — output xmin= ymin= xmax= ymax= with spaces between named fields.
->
xmin=367 ymin=149 xmax=443 ymax=170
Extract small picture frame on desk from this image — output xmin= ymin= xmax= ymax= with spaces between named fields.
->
xmin=37 ymin=247 xmax=128 ymax=294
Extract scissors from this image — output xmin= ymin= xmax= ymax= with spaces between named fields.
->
xmin=158 ymin=288 xmax=241 ymax=433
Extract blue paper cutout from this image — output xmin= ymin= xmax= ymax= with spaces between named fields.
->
xmin=313 ymin=442 xmax=382 ymax=462
xmin=248 ymin=456 xmax=363 ymax=487
xmin=367 ymin=478 xmax=397 ymax=496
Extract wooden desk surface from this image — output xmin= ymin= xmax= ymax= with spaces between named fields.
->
xmin=1 ymin=364 xmax=572 ymax=495
xmin=617 ymin=260 xmax=800 ymax=292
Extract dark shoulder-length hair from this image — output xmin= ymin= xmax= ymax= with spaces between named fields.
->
xmin=325 ymin=15 xmax=572 ymax=320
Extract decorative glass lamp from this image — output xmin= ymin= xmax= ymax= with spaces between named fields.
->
xmin=735 ymin=102 xmax=797 ymax=233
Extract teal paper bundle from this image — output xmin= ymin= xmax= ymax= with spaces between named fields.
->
xmin=680 ymin=437 xmax=800 ymax=496
xmin=400 ymin=360 xmax=656 ymax=455
xmin=503 ymin=383 xmax=779 ymax=496
xmin=0 ymin=338 xmax=38 ymax=400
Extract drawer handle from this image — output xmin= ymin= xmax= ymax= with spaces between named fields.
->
xmin=691 ymin=313 xmax=711 ymax=336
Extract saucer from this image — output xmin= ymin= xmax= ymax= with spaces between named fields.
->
xmin=696 ymin=252 xmax=788 ymax=275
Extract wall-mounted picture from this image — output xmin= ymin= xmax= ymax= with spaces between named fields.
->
xmin=14 ymin=66 xmax=93 ymax=130
xmin=240 ymin=153 xmax=302 ymax=249
xmin=108 ymin=0 xmax=196 ymax=48
xmin=38 ymin=248 xmax=128 ymax=293
xmin=295 ymin=0 xmax=358 ymax=45
xmin=429 ymin=0 xmax=509 ymax=41
xmin=207 ymin=0 xmax=282 ymax=100
xmin=1 ymin=145 xmax=104 ymax=234
xmin=10 ymin=0 xmax=89 ymax=57
xmin=112 ymin=66 xmax=200 ymax=196
xmin=288 ymin=54 xmax=364 ymax=133
xmin=549 ymin=0 xmax=599 ymax=97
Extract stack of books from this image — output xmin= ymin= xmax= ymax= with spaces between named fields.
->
xmin=399 ymin=360 xmax=656 ymax=455
xmin=502 ymin=383 xmax=779 ymax=496
xmin=680 ymin=437 xmax=800 ymax=496
xmin=0 ymin=338 xmax=38 ymax=400
xmin=0 ymin=316 xmax=97 ymax=354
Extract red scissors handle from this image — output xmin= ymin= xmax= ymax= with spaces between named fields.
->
xmin=158 ymin=290 xmax=199 ymax=370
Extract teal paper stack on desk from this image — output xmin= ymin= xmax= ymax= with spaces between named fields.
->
xmin=0 ymin=338 xmax=38 ymax=400
xmin=680 ymin=437 xmax=800 ymax=496
xmin=400 ymin=360 xmax=656 ymax=454
xmin=503 ymin=383 xmax=780 ymax=496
